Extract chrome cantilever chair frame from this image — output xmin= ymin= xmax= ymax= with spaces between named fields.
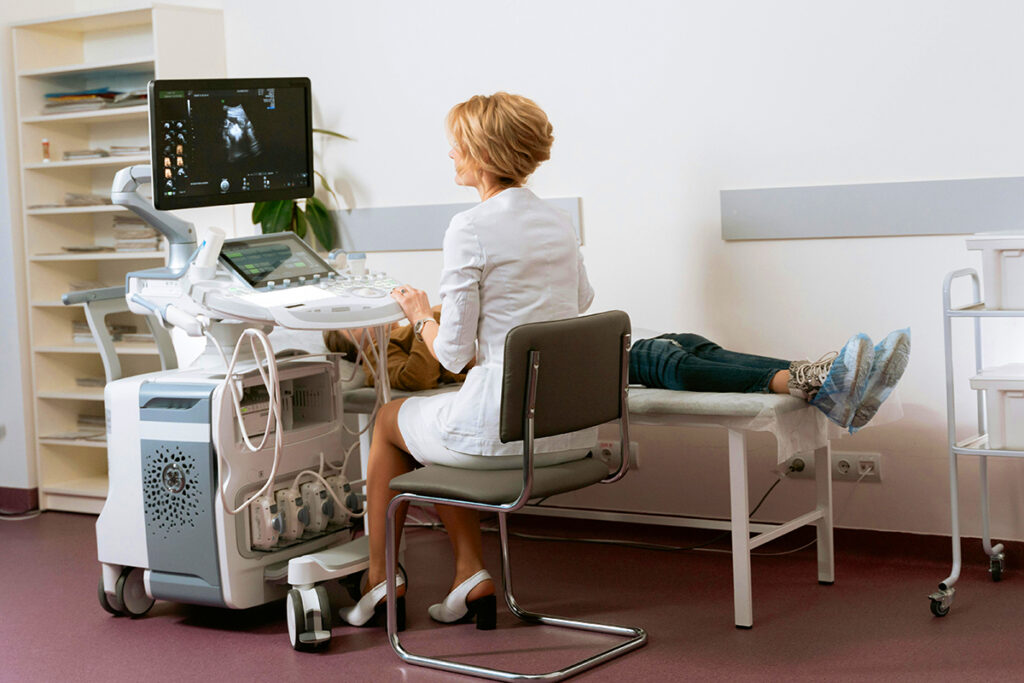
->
xmin=382 ymin=311 xmax=646 ymax=681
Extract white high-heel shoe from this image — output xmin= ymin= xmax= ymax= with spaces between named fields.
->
xmin=339 ymin=573 xmax=406 ymax=630
xmin=428 ymin=569 xmax=496 ymax=630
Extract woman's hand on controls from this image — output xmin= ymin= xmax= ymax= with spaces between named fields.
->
xmin=391 ymin=285 xmax=432 ymax=324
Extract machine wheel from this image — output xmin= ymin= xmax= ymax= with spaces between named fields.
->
xmin=990 ymin=557 xmax=1004 ymax=583
xmin=287 ymin=588 xmax=331 ymax=652
xmin=286 ymin=590 xmax=311 ymax=651
xmin=930 ymin=598 xmax=950 ymax=617
xmin=115 ymin=566 xmax=154 ymax=618
xmin=98 ymin=576 xmax=124 ymax=616
xmin=314 ymin=585 xmax=332 ymax=632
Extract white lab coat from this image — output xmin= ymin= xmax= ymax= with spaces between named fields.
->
xmin=409 ymin=187 xmax=596 ymax=457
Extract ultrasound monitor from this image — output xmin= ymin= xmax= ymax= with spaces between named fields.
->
xmin=149 ymin=77 xmax=313 ymax=210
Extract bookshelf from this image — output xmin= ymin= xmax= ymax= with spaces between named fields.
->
xmin=10 ymin=5 xmax=226 ymax=513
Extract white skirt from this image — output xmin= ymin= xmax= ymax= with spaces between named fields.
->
xmin=397 ymin=393 xmax=591 ymax=470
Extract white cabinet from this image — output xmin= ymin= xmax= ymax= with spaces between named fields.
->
xmin=10 ymin=5 xmax=225 ymax=513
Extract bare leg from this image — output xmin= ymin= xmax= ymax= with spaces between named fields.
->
xmin=769 ymin=369 xmax=790 ymax=394
xmin=434 ymin=504 xmax=495 ymax=601
xmin=365 ymin=398 xmax=415 ymax=595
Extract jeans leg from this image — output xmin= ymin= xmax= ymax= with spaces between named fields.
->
xmin=631 ymin=338 xmax=782 ymax=393
xmin=659 ymin=333 xmax=791 ymax=372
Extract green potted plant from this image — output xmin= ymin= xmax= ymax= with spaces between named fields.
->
xmin=250 ymin=128 xmax=349 ymax=252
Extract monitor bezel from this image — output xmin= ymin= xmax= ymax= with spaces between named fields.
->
xmin=149 ymin=77 xmax=315 ymax=210
xmin=218 ymin=232 xmax=337 ymax=289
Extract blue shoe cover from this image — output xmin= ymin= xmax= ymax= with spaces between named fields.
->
xmin=848 ymin=328 xmax=911 ymax=433
xmin=809 ymin=333 xmax=874 ymax=428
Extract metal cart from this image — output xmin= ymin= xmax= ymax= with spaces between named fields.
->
xmin=930 ymin=267 xmax=1018 ymax=617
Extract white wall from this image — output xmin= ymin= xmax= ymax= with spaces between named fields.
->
xmin=30 ymin=0 xmax=1024 ymax=540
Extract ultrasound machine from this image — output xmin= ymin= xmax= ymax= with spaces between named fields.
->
xmin=94 ymin=77 xmax=403 ymax=651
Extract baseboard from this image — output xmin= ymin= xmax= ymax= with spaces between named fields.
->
xmin=0 ymin=487 xmax=39 ymax=515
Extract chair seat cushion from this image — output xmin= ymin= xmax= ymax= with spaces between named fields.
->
xmin=388 ymin=454 xmax=610 ymax=504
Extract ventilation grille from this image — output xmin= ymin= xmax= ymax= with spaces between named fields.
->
xmin=143 ymin=445 xmax=203 ymax=539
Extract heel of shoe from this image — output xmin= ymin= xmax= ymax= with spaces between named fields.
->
xmin=370 ymin=595 xmax=406 ymax=632
xmin=468 ymin=594 xmax=496 ymax=630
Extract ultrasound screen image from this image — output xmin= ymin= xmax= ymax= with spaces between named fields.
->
xmin=151 ymin=79 xmax=312 ymax=209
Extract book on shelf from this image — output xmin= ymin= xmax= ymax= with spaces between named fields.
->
xmin=43 ymin=429 xmax=106 ymax=442
xmin=41 ymin=87 xmax=146 ymax=115
xmin=71 ymin=321 xmax=139 ymax=344
xmin=75 ymin=377 xmax=106 ymax=388
xmin=109 ymin=144 xmax=150 ymax=156
xmin=60 ymin=245 xmax=115 ymax=254
xmin=67 ymin=279 xmax=107 ymax=292
xmin=77 ymin=414 xmax=106 ymax=431
xmin=62 ymin=149 xmax=110 ymax=161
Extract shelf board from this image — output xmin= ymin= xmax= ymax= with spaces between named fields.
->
xmin=33 ymin=301 xmax=76 ymax=308
xmin=25 ymin=155 xmax=149 ymax=170
xmin=32 ymin=251 xmax=165 ymax=262
xmin=37 ymin=391 xmax=104 ymax=401
xmin=21 ymin=105 xmax=148 ymax=125
xmin=36 ymin=344 xmax=159 ymax=356
xmin=42 ymin=476 xmax=108 ymax=499
xmin=39 ymin=438 xmax=107 ymax=449
xmin=27 ymin=205 xmax=129 ymax=215
xmin=12 ymin=7 xmax=153 ymax=32
xmin=19 ymin=57 xmax=154 ymax=79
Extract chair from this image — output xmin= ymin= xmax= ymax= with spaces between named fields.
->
xmin=382 ymin=310 xmax=646 ymax=681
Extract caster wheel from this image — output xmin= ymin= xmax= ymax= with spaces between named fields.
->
xmin=287 ymin=588 xmax=331 ymax=652
xmin=314 ymin=585 xmax=332 ymax=633
xmin=115 ymin=566 xmax=154 ymax=618
xmin=990 ymin=558 xmax=1004 ymax=583
xmin=98 ymin=576 xmax=124 ymax=616
xmin=930 ymin=599 xmax=950 ymax=617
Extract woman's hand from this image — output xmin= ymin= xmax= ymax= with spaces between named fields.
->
xmin=390 ymin=285 xmax=432 ymax=325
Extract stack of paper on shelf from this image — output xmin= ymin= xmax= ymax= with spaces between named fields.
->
xmin=112 ymin=215 xmax=162 ymax=252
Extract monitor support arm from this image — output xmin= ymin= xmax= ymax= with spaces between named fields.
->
xmin=111 ymin=164 xmax=198 ymax=271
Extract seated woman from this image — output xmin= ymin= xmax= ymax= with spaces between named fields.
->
xmin=323 ymin=306 xmax=469 ymax=392
xmin=630 ymin=329 xmax=910 ymax=432
xmin=340 ymin=92 xmax=594 ymax=630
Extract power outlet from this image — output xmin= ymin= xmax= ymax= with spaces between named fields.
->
xmin=597 ymin=440 xmax=640 ymax=471
xmin=784 ymin=451 xmax=881 ymax=483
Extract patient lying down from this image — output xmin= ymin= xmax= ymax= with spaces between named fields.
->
xmin=328 ymin=311 xmax=908 ymax=434
xmin=630 ymin=329 xmax=910 ymax=433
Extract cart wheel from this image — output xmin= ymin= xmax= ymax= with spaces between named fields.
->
xmin=115 ymin=566 xmax=154 ymax=618
xmin=930 ymin=598 xmax=950 ymax=617
xmin=990 ymin=557 xmax=1004 ymax=582
xmin=287 ymin=588 xmax=331 ymax=652
xmin=286 ymin=589 xmax=312 ymax=651
xmin=314 ymin=585 xmax=332 ymax=633
xmin=98 ymin=576 xmax=124 ymax=616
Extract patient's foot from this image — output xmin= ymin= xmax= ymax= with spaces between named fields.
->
xmin=809 ymin=334 xmax=875 ymax=427
xmin=787 ymin=351 xmax=839 ymax=399
xmin=848 ymin=329 xmax=910 ymax=433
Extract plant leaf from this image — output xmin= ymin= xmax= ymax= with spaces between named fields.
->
xmin=251 ymin=201 xmax=269 ymax=225
xmin=294 ymin=204 xmax=308 ymax=239
xmin=260 ymin=200 xmax=294 ymax=233
xmin=314 ymin=170 xmax=340 ymax=208
xmin=313 ymin=127 xmax=352 ymax=141
xmin=305 ymin=196 xmax=335 ymax=251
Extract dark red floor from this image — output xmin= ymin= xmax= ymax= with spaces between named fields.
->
xmin=1 ymin=511 xmax=1020 ymax=682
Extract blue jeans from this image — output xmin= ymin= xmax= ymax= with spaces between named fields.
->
xmin=629 ymin=334 xmax=791 ymax=393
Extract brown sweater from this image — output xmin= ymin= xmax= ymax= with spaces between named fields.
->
xmin=323 ymin=311 xmax=468 ymax=392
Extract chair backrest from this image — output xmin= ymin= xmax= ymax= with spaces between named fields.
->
xmin=499 ymin=310 xmax=631 ymax=443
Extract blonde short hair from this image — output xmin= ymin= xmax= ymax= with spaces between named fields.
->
xmin=446 ymin=92 xmax=553 ymax=187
